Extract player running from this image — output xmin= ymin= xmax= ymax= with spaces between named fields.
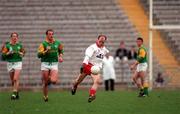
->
xmin=130 ymin=37 xmax=148 ymax=97
xmin=37 ymin=29 xmax=64 ymax=102
xmin=71 ymin=35 xmax=109 ymax=103
xmin=1 ymin=32 xmax=25 ymax=100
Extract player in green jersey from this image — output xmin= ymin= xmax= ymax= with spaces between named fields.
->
xmin=37 ymin=29 xmax=64 ymax=102
xmin=130 ymin=37 xmax=149 ymax=97
xmin=1 ymin=32 xmax=25 ymax=100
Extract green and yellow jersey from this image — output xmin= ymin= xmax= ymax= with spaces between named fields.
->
xmin=37 ymin=38 xmax=64 ymax=62
xmin=1 ymin=42 xmax=25 ymax=62
xmin=137 ymin=45 xmax=148 ymax=63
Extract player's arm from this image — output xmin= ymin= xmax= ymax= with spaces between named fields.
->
xmin=58 ymin=43 xmax=64 ymax=56
xmin=1 ymin=44 xmax=10 ymax=60
xmin=80 ymin=46 xmax=94 ymax=74
xmin=137 ymin=48 xmax=146 ymax=63
xmin=130 ymin=49 xmax=146 ymax=70
xmin=130 ymin=61 xmax=139 ymax=70
xmin=83 ymin=46 xmax=94 ymax=65
xmin=58 ymin=43 xmax=64 ymax=62
xmin=1 ymin=44 xmax=8 ymax=53
xmin=37 ymin=43 xmax=47 ymax=58
xmin=19 ymin=45 xmax=26 ymax=57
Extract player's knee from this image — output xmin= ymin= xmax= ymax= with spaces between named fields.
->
xmin=94 ymin=78 xmax=100 ymax=85
xmin=51 ymin=78 xmax=57 ymax=84
xmin=13 ymin=78 xmax=18 ymax=82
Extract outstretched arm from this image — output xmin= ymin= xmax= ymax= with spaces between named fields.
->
xmin=19 ymin=46 xmax=26 ymax=57
xmin=83 ymin=46 xmax=94 ymax=65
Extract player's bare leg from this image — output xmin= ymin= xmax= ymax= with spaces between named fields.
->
xmin=139 ymin=71 xmax=145 ymax=88
xmin=13 ymin=70 xmax=21 ymax=94
xmin=10 ymin=70 xmax=21 ymax=100
xmin=42 ymin=70 xmax=50 ymax=102
xmin=88 ymin=74 xmax=101 ymax=102
xmin=71 ymin=73 xmax=87 ymax=95
xmin=9 ymin=71 xmax=14 ymax=86
xmin=132 ymin=71 xmax=144 ymax=97
xmin=49 ymin=70 xmax=58 ymax=84
xmin=9 ymin=71 xmax=15 ymax=99
xmin=132 ymin=71 xmax=142 ymax=88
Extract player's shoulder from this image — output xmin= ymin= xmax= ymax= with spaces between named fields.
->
xmin=85 ymin=43 xmax=96 ymax=52
xmin=16 ymin=43 xmax=22 ymax=48
xmin=42 ymin=40 xmax=47 ymax=43
xmin=5 ymin=42 xmax=11 ymax=47
xmin=140 ymin=45 xmax=147 ymax=51
xmin=87 ymin=43 xmax=96 ymax=49
xmin=54 ymin=39 xmax=63 ymax=44
xmin=17 ymin=41 xmax=22 ymax=45
xmin=89 ymin=43 xmax=95 ymax=47
xmin=41 ymin=41 xmax=47 ymax=45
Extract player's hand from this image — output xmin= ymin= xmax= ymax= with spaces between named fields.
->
xmin=6 ymin=51 xmax=14 ymax=55
xmin=58 ymin=56 xmax=63 ymax=63
xmin=18 ymin=52 xmax=25 ymax=57
xmin=44 ymin=46 xmax=51 ymax=53
xmin=47 ymin=46 xmax=51 ymax=50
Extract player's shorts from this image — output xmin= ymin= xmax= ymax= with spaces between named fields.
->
xmin=7 ymin=62 xmax=22 ymax=72
xmin=41 ymin=62 xmax=58 ymax=71
xmin=80 ymin=63 xmax=93 ymax=75
xmin=136 ymin=63 xmax=148 ymax=72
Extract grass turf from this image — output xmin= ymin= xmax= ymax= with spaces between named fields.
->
xmin=0 ymin=90 xmax=180 ymax=114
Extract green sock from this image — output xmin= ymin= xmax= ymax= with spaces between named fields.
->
xmin=143 ymin=87 xmax=148 ymax=96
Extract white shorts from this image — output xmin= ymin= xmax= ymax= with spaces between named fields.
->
xmin=41 ymin=62 xmax=58 ymax=71
xmin=136 ymin=63 xmax=148 ymax=72
xmin=7 ymin=62 xmax=22 ymax=72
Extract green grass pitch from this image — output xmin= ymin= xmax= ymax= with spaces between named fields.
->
xmin=0 ymin=90 xmax=180 ymax=114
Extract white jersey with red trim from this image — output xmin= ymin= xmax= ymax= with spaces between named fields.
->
xmin=83 ymin=43 xmax=109 ymax=69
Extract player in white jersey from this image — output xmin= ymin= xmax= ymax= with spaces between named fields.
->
xmin=71 ymin=35 xmax=109 ymax=102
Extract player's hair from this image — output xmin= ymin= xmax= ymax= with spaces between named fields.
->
xmin=137 ymin=37 xmax=143 ymax=42
xmin=98 ymin=35 xmax=107 ymax=40
xmin=46 ymin=29 xmax=54 ymax=35
xmin=10 ymin=32 xmax=18 ymax=37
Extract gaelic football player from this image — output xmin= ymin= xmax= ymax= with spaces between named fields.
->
xmin=1 ymin=32 xmax=25 ymax=100
xmin=130 ymin=37 xmax=148 ymax=97
xmin=37 ymin=29 xmax=64 ymax=102
xmin=71 ymin=35 xmax=109 ymax=102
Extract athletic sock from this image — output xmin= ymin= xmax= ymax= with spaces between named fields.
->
xmin=143 ymin=82 xmax=149 ymax=96
xmin=89 ymin=88 xmax=96 ymax=96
